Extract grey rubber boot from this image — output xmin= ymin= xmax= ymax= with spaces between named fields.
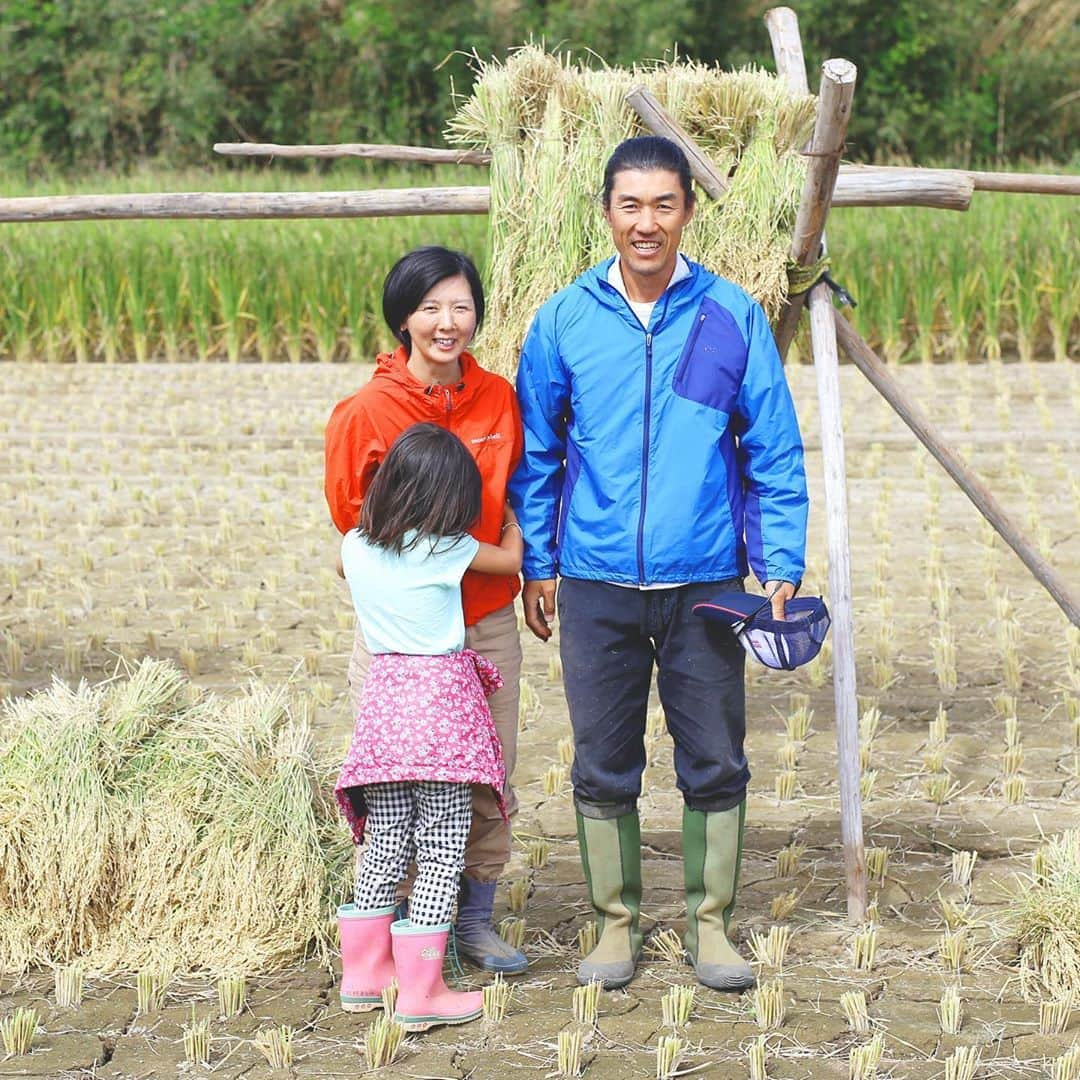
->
xmin=576 ymin=808 xmax=644 ymax=989
xmin=683 ymin=801 xmax=756 ymax=991
xmin=453 ymin=875 xmax=528 ymax=974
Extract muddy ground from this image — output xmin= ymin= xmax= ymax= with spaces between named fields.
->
xmin=1 ymin=357 xmax=1078 ymax=1078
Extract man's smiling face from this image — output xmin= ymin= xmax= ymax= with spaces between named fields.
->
xmin=604 ymin=167 xmax=695 ymax=302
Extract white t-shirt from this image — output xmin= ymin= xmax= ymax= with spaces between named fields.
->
xmin=340 ymin=529 xmax=479 ymax=655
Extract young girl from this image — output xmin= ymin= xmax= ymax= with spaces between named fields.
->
xmin=334 ymin=422 xmax=522 ymax=1032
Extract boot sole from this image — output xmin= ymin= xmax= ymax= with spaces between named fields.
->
xmin=394 ymin=1008 xmax=482 ymax=1031
xmin=340 ymin=998 xmax=383 ymax=1012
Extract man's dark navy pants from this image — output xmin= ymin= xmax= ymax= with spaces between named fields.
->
xmin=557 ymin=577 xmax=750 ymax=820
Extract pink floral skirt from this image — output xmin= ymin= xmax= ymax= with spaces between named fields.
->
xmin=335 ymin=648 xmax=507 ymax=844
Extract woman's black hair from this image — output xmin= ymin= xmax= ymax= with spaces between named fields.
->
xmin=381 ymin=246 xmax=485 ymax=351
xmin=601 ymin=136 xmax=696 ymax=209
xmin=360 ymin=422 xmax=482 ymax=553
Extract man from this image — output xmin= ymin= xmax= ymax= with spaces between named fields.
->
xmin=509 ymin=136 xmax=807 ymax=991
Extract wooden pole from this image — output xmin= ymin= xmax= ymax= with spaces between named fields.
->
xmin=765 ymin=6 xmax=867 ymax=923
xmin=216 ymin=139 xmax=1076 ymax=200
xmin=833 ymin=314 xmax=1080 ymax=628
xmin=624 ymin=89 xmax=728 ymax=200
xmin=834 ymin=167 xmax=972 ymax=210
xmin=0 ymin=187 xmax=490 ymax=224
xmin=212 ymin=141 xmax=492 ymax=166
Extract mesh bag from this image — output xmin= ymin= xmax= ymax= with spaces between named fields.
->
xmin=693 ymin=594 xmax=831 ymax=671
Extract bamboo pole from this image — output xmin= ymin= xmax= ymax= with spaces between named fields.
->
xmin=833 ymin=314 xmax=1080 ymax=627
xmin=213 ymin=141 xmax=492 ymax=166
xmin=0 ymin=187 xmax=491 ymax=223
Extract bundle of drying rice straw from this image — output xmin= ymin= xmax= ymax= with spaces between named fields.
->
xmin=447 ymin=45 xmax=817 ymax=376
xmin=1015 ymin=830 xmax=1080 ymax=999
xmin=0 ymin=659 xmax=351 ymax=976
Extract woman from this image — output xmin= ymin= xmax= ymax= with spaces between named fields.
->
xmin=324 ymin=246 xmax=526 ymax=974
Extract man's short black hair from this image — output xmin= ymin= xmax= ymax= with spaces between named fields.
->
xmin=381 ymin=246 xmax=485 ymax=351
xmin=602 ymin=136 xmax=696 ymax=209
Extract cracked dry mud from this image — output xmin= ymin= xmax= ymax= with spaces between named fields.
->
xmin=1 ymin=358 xmax=1078 ymax=1078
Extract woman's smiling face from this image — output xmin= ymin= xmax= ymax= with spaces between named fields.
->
xmin=403 ymin=273 xmax=478 ymax=380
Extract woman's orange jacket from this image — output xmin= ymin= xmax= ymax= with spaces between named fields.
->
xmin=324 ymin=346 xmax=523 ymax=627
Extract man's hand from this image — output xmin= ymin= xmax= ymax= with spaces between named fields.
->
xmin=763 ymin=580 xmax=796 ymax=620
xmin=522 ymin=578 xmax=557 ymax=641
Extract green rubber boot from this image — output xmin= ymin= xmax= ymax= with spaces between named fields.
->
xmin=576 ymin=808 xmax=644 ymax=989
xmin=683 ymin=801 xmax=756 ymax=991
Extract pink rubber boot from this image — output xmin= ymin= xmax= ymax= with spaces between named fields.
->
xmin=338 ymin=903 xmax=396 ymax=1012
xmin=390 ymin=919 xmax=483 ymax=1031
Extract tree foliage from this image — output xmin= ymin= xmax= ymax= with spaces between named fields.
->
xmin=0 ymin=0 xmax=1073 ymax=172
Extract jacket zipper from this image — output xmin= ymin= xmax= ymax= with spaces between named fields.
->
xmin=637 ymin=331 xmax=653 ymax=585
xmin=443 ymin=386 xmax=453 ymax=416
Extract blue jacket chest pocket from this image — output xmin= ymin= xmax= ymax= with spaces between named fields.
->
xmin=672 ymin=296 xmax=748 ymax=414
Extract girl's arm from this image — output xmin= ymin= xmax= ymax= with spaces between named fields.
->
xmin=469 ymin=504 xmax=523 ymax=576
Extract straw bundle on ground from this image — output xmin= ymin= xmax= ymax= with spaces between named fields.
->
xmin=0 ymin=659 xmax=351 ymax=976
xmin=1015 ymin=830 xmax=1080 ymax=999
xmin=447 ymin=45 xmax=817 ymax=376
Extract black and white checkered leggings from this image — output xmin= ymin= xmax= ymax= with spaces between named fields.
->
xmin=354 ymin=780 xmax=472 ymax=926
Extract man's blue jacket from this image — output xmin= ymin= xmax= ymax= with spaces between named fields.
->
xmin=509 ymin=255 xmax=808 ymax=587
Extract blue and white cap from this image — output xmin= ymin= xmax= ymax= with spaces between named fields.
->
xmin=692 ymin=592 xmax=831 ymax=671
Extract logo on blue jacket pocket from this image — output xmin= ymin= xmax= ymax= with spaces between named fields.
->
xmin=672 ymin=297 xmax=747 ymax=413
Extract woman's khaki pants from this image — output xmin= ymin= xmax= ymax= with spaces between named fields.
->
xmin=347 ymin=603 xmax=521 ymax=882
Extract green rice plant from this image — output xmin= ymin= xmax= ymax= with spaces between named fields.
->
xmin=1012 ymin=268 xmax=1044 ymax=363
xmin=909 ymin=249 xmax=942 ymax=363
xmin=770 ymin=889 xmax=800 ymax=924
xmin=573 ymin=979 xmax=602 ymax=1025
xmin=865 ymin=847 xmax=889 ymax=884
xmin=499 ymin=917 xmax=526 ymax=950
xmin=185 ymin=259 xmax=214 ymax=361
xmin=0 ymin=1007 xmax=38 ymax=1056
xmin=380 ymin=978 xmax=398 ymax=1015
xmin=943 ymin=1046 xmax=980 ymax=1080
xmin=1040 ymin=256 xmax=1079 ymax=363
xmin=90 ymin=237 xmax=125 ymax=363
xmin=748 ymin=1034 xmax=769 ymax=1080
xmin=217 ymin=975 xmax=246 ymax=1019
xmin=363 ymin=1015 xmax=405 ymax=1070
xmin=840 ymin=989 xmax=871 ymax=1034
xmin=136 ymin=967 xmax=171 ymax=1013
xmin=1003 ymin=774 xmax=1027 ymax=804
xmin=660 ymin=985 xmax=695 ymax=1028
xmin=483 ymin=973 xmax=513 ymax=1022
xmin=848 ymin=1033 xmax=884 ymax=1080
xmin=254 ymin=1025 xmax=295 ymax=1071
xmin=752 ymin=978 xmax=786 ymax=1030
xmin=656 ymin=1033 xmax=685 ymax=1079
xmin=748 ymin=925 xmax=791 ymax=970
xmin=938 ymin=984 xmax=963 ymax=1034
xmin=1051 ymin=1045 xmax=1080 ymax=1080
xmin=527 ymin=838 xmax=551 ymax=869
xmin=851 ymin=925 xmax=878 ymax=971
xmin=577 ymin=921 xmax=598 ymax=957
xmin=213 ymin=254 xmax=250 ymax=364
xmin=977 ymin=223 xmax=1011 ymax=360
xmin=543 ymin=763 xmax=568 ymax=797
xmin=556 ymin=1028 xmax=584 ymax=1077
xmin=939 ymin=929 xmax=969 ymax=974
xmin=183 ymin=1011 xmax=212 ymax=1066
xmin=506 ymin=877 xmax=530 ymax=914
xmin=941 ymin=898 xmax=972 ymax=931
xmin=951 ymin=851 xmax=977 ymax=887
xmin=775 ymin=770 xmax=798 ymax=801
xmin=1039 ymin=995 xmax=1074 ymax=1035
xmin=1016 ymin=831 xmax=1080 ymax=999
xmin=54 ymin=962 xmax=85 ymax=1008
xmin=123 ymin=245 xmax=153 ymax=364
xmin=646 ymin=928 xmax=686 ymax=965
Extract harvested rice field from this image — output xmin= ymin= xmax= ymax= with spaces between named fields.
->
xmin=1 ymin=356 xmax=1079 ymax=1079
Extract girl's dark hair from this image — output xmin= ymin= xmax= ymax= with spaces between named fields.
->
xmin=602 ymin=136 xmax=695 ymax=209
xmin=360 ymin=422 xmax=482 ymax=553
xmin=382 ymin=246 xmax=485 ymax=351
